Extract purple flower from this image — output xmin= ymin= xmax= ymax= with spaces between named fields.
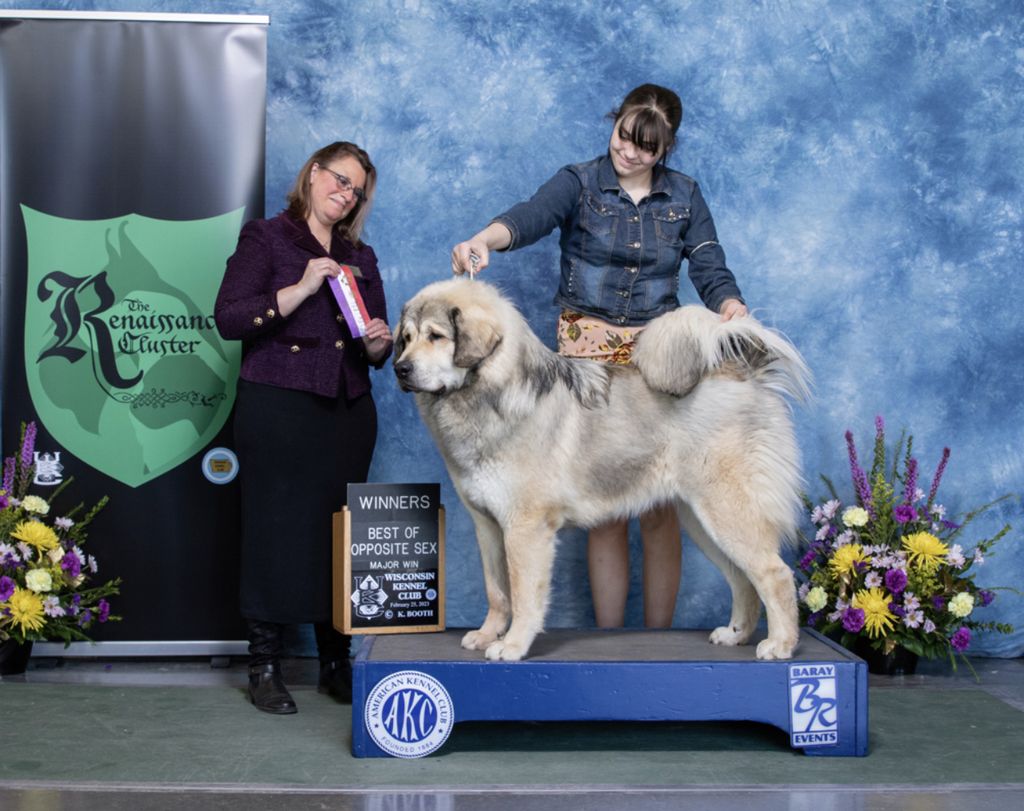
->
xmin=98 ymin=599 xmax=111 ymax=623
xmin=903 ymin=457 xmax=919 ymax=504
xmin=932 ymin=595 xmax=946 ymax=611
xmin=950 ymin=627 xmax=971 ymax=653
xmin=61 ymin=552 xmax=82 ymax=579
xmin=893 ymin=505 xmax=918 ymax=524
xmin=21 ymin=422 xmax=37 ymax=470
xmin=845 ymin=430 xmax=874 ymax=513
xmin=798 ymin=546 xmax=819 ymax=572
xmin=0 ymin=491 xmax=8 ymax=510
xmin=2 ymin=456 xmax=14 ymax=496
xmin=78 ymin=609 xmax=93 ymax=627
xmin=885 ymin=568 xmax=908 ymax=594
xmin=978 ymin=590 xmax=996 ymax=607
xmin=0 ymin=575 xmax=15 ymax=601
xmin=842 ymin=607 xmax=866 ymax=633
xmin=806 ymin=611 xmax=821 ymax=627
xmin=889 ymin=602 xmax=907 ymax=618
xmin=927 ymin=447 xmax=951 ymax=507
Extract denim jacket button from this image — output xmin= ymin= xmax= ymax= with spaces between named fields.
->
xmin=625 ymin=266 xmax=638 ymax=274
xmin=629 ymin=241 xmax=640 ymax=249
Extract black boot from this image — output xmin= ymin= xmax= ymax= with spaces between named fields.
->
xmin=247 ymin=662 xmax=298 ymax=714
xmin=246 ymin=619 xmax=297 ymax=714
xmin=314 ymin=622 xmax=352 ymax=703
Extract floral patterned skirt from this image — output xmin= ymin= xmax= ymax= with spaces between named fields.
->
xmin=556 ymin=310 xmax=643 ymax=364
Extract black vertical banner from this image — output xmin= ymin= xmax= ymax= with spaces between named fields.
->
xmin=0 ymin=13 xmax=267 ymax=648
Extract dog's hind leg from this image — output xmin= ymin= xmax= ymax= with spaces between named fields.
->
xmin=677 ymin=502 xmax=761 ymax=647
xmin=683 ymin=501 xmax=799 ymax=660
xmin=461 ymin=507 xmax=513 ymax=652
xmin=483 ymin=513 xmax=558 ymax=661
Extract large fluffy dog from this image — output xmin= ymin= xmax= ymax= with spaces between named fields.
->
xmin=393 ymin=279 xmax=810 ymax=662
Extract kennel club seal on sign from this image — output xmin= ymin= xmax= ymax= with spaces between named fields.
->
xmin=365 ymin=670 xmax=454 ymax=758
xmin=21 ymin=206 xmax=243 ymax=487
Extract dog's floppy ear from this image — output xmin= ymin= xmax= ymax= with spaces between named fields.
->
xmin=391 ymin=308 xmax=409 ymax=360
xmin=450 ymin=306 xmax=501 ymax=368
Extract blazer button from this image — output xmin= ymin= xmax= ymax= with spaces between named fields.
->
xmin=335 ymin=340 xmax=345 ymax=350
xmin=253 ymin=316 xmax=263 ymax=326
xmin=290 ymin=345 xmax=300 ymax=353
xmin=336 ymin=314 xmax=345 ymax=324
xmin=266 ymin=308 xmax=276 ymax=318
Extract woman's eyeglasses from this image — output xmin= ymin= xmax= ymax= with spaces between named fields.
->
xmin=317 ymin=164 xmax=366 ymax=202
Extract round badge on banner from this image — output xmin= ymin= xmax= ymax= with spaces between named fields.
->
xmin=201 ymin=447 xmax=239 ymax=484
xmin=365 ymin=670 xmax=454 ymax=758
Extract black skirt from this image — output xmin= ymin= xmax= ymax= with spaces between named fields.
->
xmin=234 ymin=379 xmax=378 ymax=623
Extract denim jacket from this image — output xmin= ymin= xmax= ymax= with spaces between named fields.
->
xmin=493 ymin=155 xmax=743 ymax=325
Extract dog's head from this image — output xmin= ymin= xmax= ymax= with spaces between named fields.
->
xmin=393 ymin=279 xmax=503 ymax=395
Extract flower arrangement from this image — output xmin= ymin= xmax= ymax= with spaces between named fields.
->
xmin=798 ymin=416 xmax=1014 ymax=667
xmin=1 ymin=421 xmax=121 ymax=645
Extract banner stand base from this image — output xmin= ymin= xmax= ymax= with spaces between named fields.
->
xmin=352 ymin=628 xmax=868 ymax=758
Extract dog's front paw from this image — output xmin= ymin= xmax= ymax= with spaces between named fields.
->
xmin=709 ymin=624 xmax=750 ymax=646
xmin=755 ymin=636 xmax=797 ymax=660
xmin=461 ymin=629 xmax=498 ymax=650
xmin=484 ymin=639 xmax=527 ymax=661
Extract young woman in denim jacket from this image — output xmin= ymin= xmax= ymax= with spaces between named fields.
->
xmin=451 ymin=84 xmax=747 ymax=630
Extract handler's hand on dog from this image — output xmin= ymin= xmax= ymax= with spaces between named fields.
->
xmin=719 ymin=298 xmax=748 ymax=321
xmin=451 ymin=240 xmax=488 ymax=276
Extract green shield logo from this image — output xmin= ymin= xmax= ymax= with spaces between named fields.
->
xmin=22 ymin=205 xmax=244 ymax=487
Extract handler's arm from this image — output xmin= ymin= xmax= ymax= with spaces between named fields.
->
xmin=451 ymin=167 xmax=580 ymax=275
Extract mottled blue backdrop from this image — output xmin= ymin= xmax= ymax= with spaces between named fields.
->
xmin=3 ymin=0 xmax=1022 ymax=656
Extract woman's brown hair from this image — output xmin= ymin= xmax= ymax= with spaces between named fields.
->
xmin=286 ymin=141 xmax=377 ymax=244
xmin=608 ymin=84 xmax=683 ymax=162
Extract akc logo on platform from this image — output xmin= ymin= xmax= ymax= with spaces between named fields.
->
xmin=788 ymin=663 xmax=839 ymax=747
xmin=365 ymin=670 xmax=454 ymax=758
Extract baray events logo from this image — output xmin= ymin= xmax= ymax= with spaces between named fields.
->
xmin=21 ymin=206 xmax=243 ymax=487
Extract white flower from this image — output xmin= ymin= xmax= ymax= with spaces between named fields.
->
xmin=798 ymin=582 xmax=810 ymax=600
xmin=21 ymin=495 xmax=50 ymax=515
xmin=865 ymin=571 xmax=883 ymax=588
xmin=804 ymin=586 xmax=828 ymax=612
xmin=949 ymin=592 xmax=975 ymax=618
xmin=54 ymin=516 xmax=74 ymax=531
xmin=42 ymin=596 xmax=65 ymax=617
xmin=931 ymin=503 xmax=946 ymax=519
xmin=913 ymin=488 xmax=926 ymax=503
xmin=814 ymin=524 xmax=831 ymax=541
xmin=47 ymin=547 xmax=66 ymax=565
xmin=0 ymin=542 xmax=18 ymax=562
xmin=834 ymin=530 xmax=854 ymax=547
xmin=973 ymin=548 xmax=985 ymax=565
xmin=87 ymin=555 xmax=98 ymax=574
xmin=16 ymin=542 xmax=34 ymax=561
xmin=903 ymin=610 xmax=924 ymax=629
xmin=946 ymin=544 xmax=965 ymax=568
xmin=25 ymin=568 xmax=53 ymax=593
xmin=904 ymin=592 xmax=921 ymax=611
xmin=842 ymin=506 xmax=870 ymax=527
xmin=923 ymin=618 xmax=937 ymax=633
xmin=72 ymin=574 xmax=85 ymax=588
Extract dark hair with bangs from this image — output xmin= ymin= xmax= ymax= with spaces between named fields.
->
xmin=608 ymin=84 xmax=683 ymax=162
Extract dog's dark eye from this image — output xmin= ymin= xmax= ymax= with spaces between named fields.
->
xmin=428 ymin=331 xmax=446 ymax=343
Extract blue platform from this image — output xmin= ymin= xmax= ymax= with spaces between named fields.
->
xmin=352 ymin=628 xmax=868 ymax=758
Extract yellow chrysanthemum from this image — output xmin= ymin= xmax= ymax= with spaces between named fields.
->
xmin=903 ymin=531 xmax=948 ymax=571
xmin=829 ymin=543 xmax=870 ymax=577
xmin=10 ymin=520 xmax=59 ymax=552
xmin=6 ymin=587 xmax=46 ymax=634
xmin=851 ymin=587 xmax=897 ymax=638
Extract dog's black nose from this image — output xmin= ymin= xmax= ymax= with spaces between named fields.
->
xmin=394 ymin=360 xmax=412 ymax=380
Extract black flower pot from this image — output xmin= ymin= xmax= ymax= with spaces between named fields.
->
xmin=854 ymin=639 xmax=918 ymax=675
xmin=0 ymin=639 xmax=33 ymax=675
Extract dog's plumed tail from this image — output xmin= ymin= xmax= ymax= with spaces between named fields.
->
xmin=632 ymin=305 xmax=811 ymax=401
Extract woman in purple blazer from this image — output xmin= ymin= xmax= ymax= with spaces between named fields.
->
xmin=215 ymin=141 xmax=393 ymax=715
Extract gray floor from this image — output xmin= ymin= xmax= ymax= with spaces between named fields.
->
xmin=1 ymin=651 xmax=1022 ymax=810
